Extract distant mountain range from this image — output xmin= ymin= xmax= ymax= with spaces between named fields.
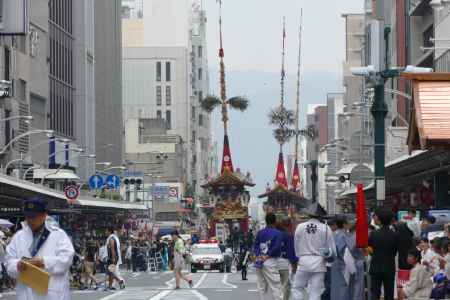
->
xmin=208 ymin=69 xmax=344 ymax=194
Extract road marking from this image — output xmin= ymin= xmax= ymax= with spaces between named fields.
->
xmin=148 ymin=290 xmax=172 ymax=300
xmin=248 ymin=289 xmax=258 ymax=292
xmin=132 ymin=272 xmax=141 ymax=278
xmin=190 ymin=290 xmax=208 ymax=300
xmin=215 ymin=289 xmax=232 ymax=292
xmin=99 ymin=291 xmax=125 ymax=300
xmin=193 ymin=273 xmax=207 ymax=288
xmin=222 ymin=273 xmax=237 ymax=289
xmin=164 ymin=277 xmax=175 ymax=289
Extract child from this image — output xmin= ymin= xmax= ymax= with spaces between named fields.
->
xmin=397 ymin=248 xmax=433 ymax=299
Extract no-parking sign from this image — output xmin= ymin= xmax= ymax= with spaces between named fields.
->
xmin=64 ymin=185 xmax=79 ymax=203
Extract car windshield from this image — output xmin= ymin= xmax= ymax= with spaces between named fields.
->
xmin=192 ymin=247 xmax=222 ymax=255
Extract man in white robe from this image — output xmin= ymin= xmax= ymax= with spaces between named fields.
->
xmin=292 ymin=203 xmax=336 ymax=300
xmin=6 ymin=197 xmax=74 ymax=300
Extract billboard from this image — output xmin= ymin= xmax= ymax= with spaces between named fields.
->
xmin=0 ymin=0 xmax=28 ymax=35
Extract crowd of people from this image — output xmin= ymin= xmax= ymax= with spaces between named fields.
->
xmin=252 ymin=204 xmax=450 ymax=300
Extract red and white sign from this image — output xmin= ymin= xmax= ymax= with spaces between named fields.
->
xmin=64 ymin=185 xmax=79 ymax=203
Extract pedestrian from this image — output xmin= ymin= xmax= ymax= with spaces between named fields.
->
xmin=5 ymin=197 xmax=75 ymax=300
xmin=321 ymin=218 xmax=337 ymax=300
xmin=161 ymin=239 xmax=169 ymax=271
xmin=397 ymin=248 xmax=433 ymax=299
xmin=330 ymin=216 xmax=351 ymax=300
xmin=393 ymin=220 xmax=414 ymax=270
xmin=368 ymin=208 xmax=399 ymax=300
xmin=253 ymin=212 xmax=283 ymax=300
xmin=83 ymin=238 xmax=100 ymax=289
xmin=292 ymin=202 xmax=336 ymax=300
xmin=276 ymin=217 xmax=298 ymax=300
xmin=125 ymin=242 xmax=132 ymax=271
xmin=239 ymin=246 xmax=250 ymax=280
xmin=104 ymin=227 xmax=125 ymax=291
xmin=171 ymin=230 xmax=193 ymax=289
xmin=346 ymin=221 xmax=365 ymax=300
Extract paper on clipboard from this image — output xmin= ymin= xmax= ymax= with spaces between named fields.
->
xmin=18 ymin=261 xmax=50 ymax=295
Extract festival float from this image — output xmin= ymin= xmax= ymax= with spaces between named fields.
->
xmin=259 ymin=17 xmax=309 ymax=223
xmin=200 ymin=0 xmax=253 ymax=240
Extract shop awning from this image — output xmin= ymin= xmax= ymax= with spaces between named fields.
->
xmin=404 ymin=73 xmax=450 ymax=152
xmin=33 ymin=169 xmax=80 ymax=181
xmin=0 ymin=173 xmax=66 ymax=200
xmin=76 ymin=198 xmax=148 ymax=210
xmin=337 ymin=182 xmax=374 ymax=199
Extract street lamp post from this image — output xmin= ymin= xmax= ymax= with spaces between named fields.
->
xmin=0 ymin=130 xmax=54 ymax=155
xmin=351 ymin=65 xmax=432 ymax=206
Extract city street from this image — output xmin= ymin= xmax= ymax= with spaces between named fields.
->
xmin=0 ymin=270 xmax=259 ymax=300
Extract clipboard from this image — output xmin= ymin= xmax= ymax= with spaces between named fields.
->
xmin=17 ymin=261 xmax=50 ymax=295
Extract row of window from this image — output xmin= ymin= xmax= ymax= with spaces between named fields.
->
xmin=191 ymin=106 xmax=205 ymax=127
xmin=156 ymin=110 xmax=171 ymax=130
xmin=193 ymin=45 xmax=203 ymax=58
xmin=156 ymin=85 xmax=171 ymax=106
xmin=156 ymin=61 xmax=171 ymax=82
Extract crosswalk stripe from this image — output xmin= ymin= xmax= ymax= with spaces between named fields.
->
xmin=193 ymin=273 xmax=207 ymax=288
xmin=99 ymin=291 xmax=125 ymax=300
xmin=148 ymin=290 xmax=172 ymax=300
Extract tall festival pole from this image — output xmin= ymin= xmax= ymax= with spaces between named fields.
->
xmin=292 ymin=10 xmax=303 ymax=191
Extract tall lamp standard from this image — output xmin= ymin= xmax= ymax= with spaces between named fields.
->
xmin=351 ymin=65 xmax=433 ymax=206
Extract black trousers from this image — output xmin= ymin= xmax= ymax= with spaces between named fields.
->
xmin=241 ymin=265 xmax=247 ymax=279
xmin=370 ymin=271 xmax=395 ymax=300
xmin=321 ymin=266 xmax=331 ymax=300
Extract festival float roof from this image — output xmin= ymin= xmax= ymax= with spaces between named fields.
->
xmin=258 ymin=184 xmax=310 ymax=208
xmin=201 ymin=168 xmax=255 ymax=190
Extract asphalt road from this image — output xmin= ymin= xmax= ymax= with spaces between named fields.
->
xmin=1 ymin=269 xmax=260 ymax=300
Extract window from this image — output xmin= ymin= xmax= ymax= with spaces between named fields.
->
xmin=156 ymin=86 xmax=162 ymax=106
xmin=157 ymin=110 xmax=162 ymax=119
xmin=199 ymin=114 xmax=204 ymax=126
xmin=156 ymin=61 xmax=161 ymax=81
xmin=198 ymin=68 xmax=203 ymax=80
xmin=4 ymin=46 xmax=10 ymax=80
xmin=191 ymin=106 xmax=196 ymax=120
xmin=166 ymin=110 xmax=171 ymax=129
xmin=198 ymin=91 xmax=203 ymax=103
xmin=192 ymin=131 xmax=196 ymax=142
xmin=4 ymin=109 xmax=10 ymax=144
xmin=165 ymin=62 xmax=171 ymax=81
xmin=165 ymin=86 xmax=171 ymax=106
xmin=198 ymin=46 xmax=203 ymax=58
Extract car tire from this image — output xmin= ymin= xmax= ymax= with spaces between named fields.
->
xmin=191 ymin=266 xmax=197 ymax=273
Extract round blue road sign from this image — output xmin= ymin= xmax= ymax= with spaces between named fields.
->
xmin=106 ymin=174 xmax=121 ymax=189
xmin=89 ymin=175 xmax=104 ymax=189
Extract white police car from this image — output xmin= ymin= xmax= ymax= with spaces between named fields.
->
xmin=190 ymin=240 xmax=225 ymax=273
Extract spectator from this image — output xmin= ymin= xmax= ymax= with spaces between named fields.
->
xmin=404 ymin=208 xmax=421 ymax=238
xmin=393 ymin=221 xmax=414 ymax=270
xmin=368 ymin=208 xmax=399 ymax=300
xmin=397 ymin=248 xmax=433 ymax=300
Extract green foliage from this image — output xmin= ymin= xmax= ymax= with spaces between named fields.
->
xmin=227 ymin=96 xmax=249 ymax=111
xmin=200 ymin=95 xmax=222 ymax=113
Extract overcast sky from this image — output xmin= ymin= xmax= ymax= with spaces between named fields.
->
xmin=204 ymin=0 xmax=363 ymax=74
xmin=202 ymin=0 xmax=364 ymax=191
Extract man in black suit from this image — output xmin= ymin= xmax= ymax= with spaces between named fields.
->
xmin=369 ymin=208 xmax=399 ymax=300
